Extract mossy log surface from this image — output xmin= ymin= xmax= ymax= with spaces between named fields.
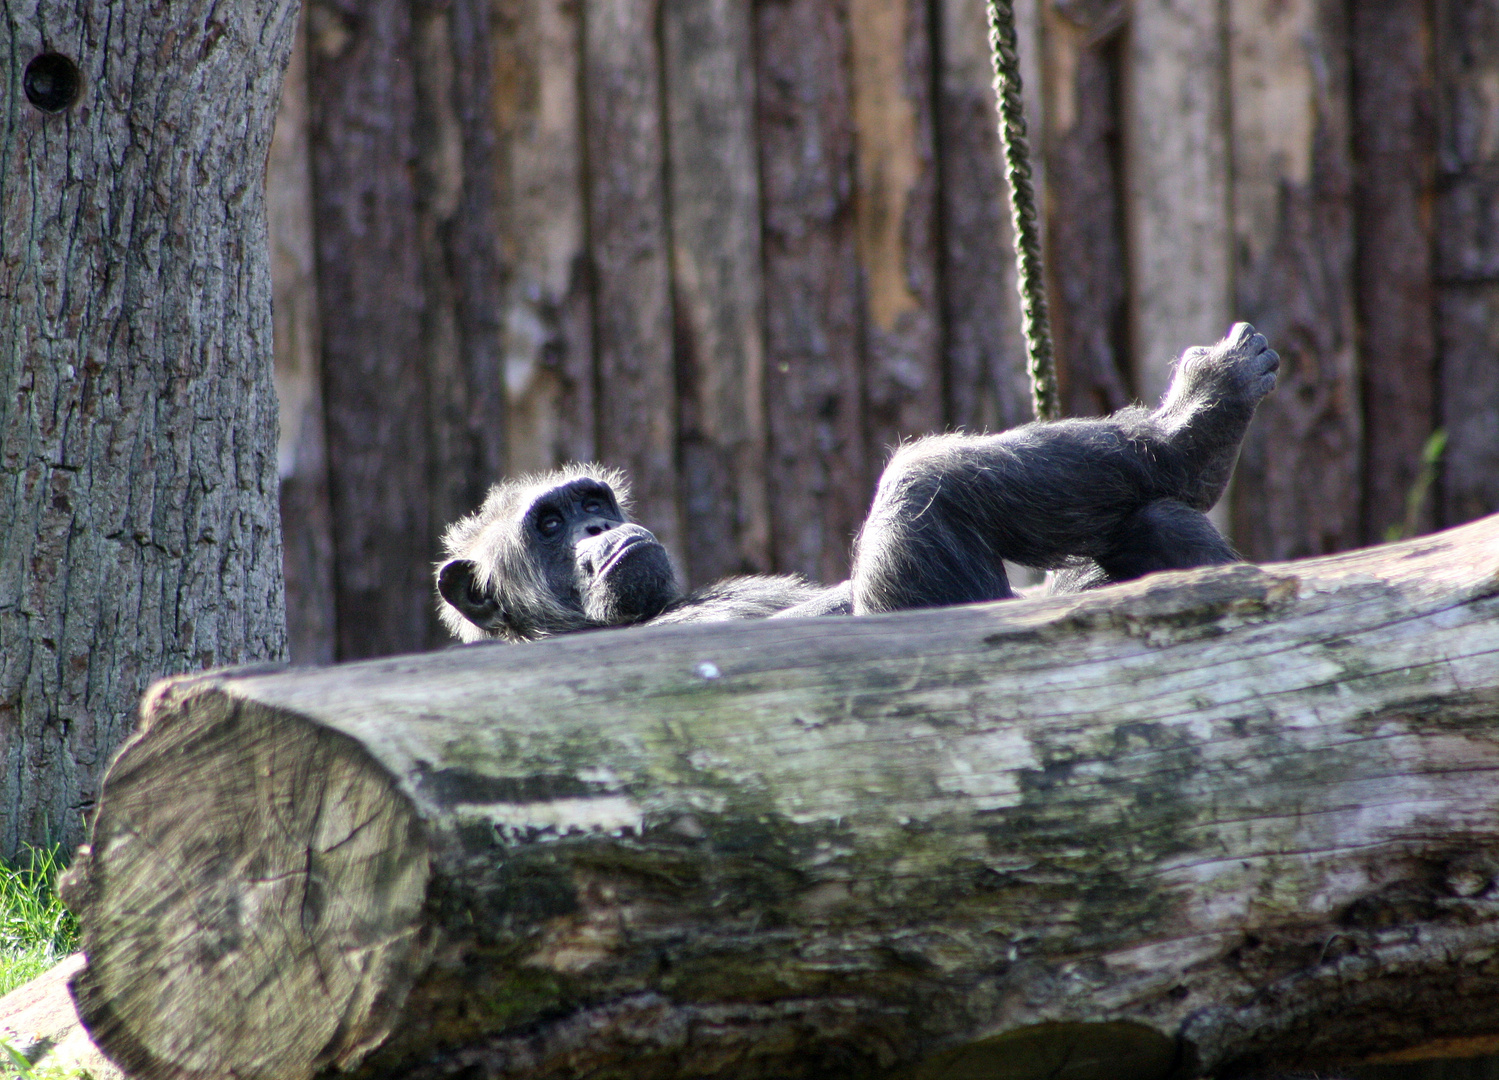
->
xmin=60 ymin=515 xmax=1499 ymax=1080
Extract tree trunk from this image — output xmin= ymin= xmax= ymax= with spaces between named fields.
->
xmin=307 ymin=0 xmax=433 ymax=660
xmin=492 ymin=0 xmax=598 ymax=477
xmin=63 ymin=516 xmax=1499 ymax=1080
xmin=306 ymin=0 xmax=507 ymax=663
xmin=0 ymin=0 xmax=293 ymax=858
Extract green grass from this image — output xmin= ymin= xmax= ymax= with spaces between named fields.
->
xmin=0 ymin=845 xmax=77 ymax=999
xmin=0 ymin=1036 xmax=82 ymax=1080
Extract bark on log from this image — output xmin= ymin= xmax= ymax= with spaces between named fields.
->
xmin=62 ymin=516 xmax=1499 ymax=1080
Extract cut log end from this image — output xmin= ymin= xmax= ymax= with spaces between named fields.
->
xmin=59 ymin=680 xmax=430 ymax=1080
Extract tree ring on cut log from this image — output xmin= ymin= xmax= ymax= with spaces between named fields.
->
xmin=61 ymin=682 xmax=431 ymax=1080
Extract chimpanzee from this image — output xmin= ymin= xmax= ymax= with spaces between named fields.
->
xmin=437 ymin=322 xmax=1278 ymax=643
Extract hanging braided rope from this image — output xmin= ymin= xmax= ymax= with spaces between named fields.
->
xmin=985 ymin=0 xmax=1059 ymax=421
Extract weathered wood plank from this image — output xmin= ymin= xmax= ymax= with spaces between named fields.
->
xmin=934 ymin=0 xmax=1034 ymax=433
xmin=63 ymin=516 xmax=1499 ymax=1080
xmin=268 ymin=19 xmax=336 ymax=667
xmin=1352 ymin=0 xmax=1439 ymax=543
xmin=850 ymin=0 xmax=945 ymax=453
xmin=413 ymin=0 xmax=509 ymax=546
xmin=1042 ymin=2 xmax=1133 ymax=417
xmin=1226 ymin=0 xmax=1362 ymax=561
xmin=1124 ymin=0 xmax=1233 ymax=406
xmin=582 ymin=0 xmax=682 ymax=556
xmin=1436 ymin=0 xmax=1499 ymax=529
xmin=662 ymin=0 xmax=773 ymax=583
xmin=756 ymin=0 xmax=870 ymax=583
xmin=493 ymin=0 xmax=598 ymax=474
xmin=308 ymin=0 xmax=434 ymax=657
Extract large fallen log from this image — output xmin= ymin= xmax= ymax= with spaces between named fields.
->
xmin=60 ymin=516 xmax=1499 ymax=1080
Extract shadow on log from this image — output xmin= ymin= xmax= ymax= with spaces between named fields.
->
xmin=59 ymin=516 xmax=1499 ymax=1080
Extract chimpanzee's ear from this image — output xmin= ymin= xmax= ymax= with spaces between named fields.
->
xmin=437 ymin=559 xmax=507 ymax=631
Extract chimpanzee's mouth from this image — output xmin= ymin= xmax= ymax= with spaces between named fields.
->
xmin=595 ymin=532 xmax=652 ymax=578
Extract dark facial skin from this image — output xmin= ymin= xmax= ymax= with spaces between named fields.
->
xmin=536 ymin=479 xmax=677 ymax=625
xmin=438 ymin=478 xmax=680 ymax=639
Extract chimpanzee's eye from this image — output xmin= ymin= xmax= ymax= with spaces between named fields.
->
xmin=538 ymin=512 xmax=564 ymax=537
xmin=582 ymin=498 xmax=602 ymax=515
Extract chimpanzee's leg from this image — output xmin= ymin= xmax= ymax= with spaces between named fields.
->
xmin=850 ymin=323 xmax=1276 ymax=614
xmin=1047 ymin=499 xmax=1238 ymax=592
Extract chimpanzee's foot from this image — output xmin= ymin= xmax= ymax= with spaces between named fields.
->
xmin=1162 ymin=322 xmax=1279 ymax=416
xmin=1155 ymin=322 xmax=1279 ymax=511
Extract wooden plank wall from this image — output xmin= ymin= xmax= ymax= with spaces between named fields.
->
xmin=270 ymin=0 xmax=1499 ymax=662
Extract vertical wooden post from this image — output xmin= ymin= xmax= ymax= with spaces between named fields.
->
xmin=495 ymin=0 xmax=598 ymax=475
xmin=583 ymin=0 xmax=683 ymax=559
xmin=308 ymin=0 xmax=434 ymax=658
xmin=1124 ymin=0 xmax=1233 ymax=406
xmin=1352 ymin=0 xmax=1438 ymax=543
xmin=1041 ymin=3 xmax=1132 ymax=418
xmin=1226 ymin=0 xmax=1361 ymax=561
xmin=1435 ymin=0 xmax=1499 ymax=529
xmin=756 ymin=0 xmax=869 ymax=584
xmin=850 ymin=0 xmax=945 ymax=454
xmin=663 ymin=0 xmax=773 ymax=583
xmin=269 ymin=22 xmax=336 ymax=667
xmin=413 ymin=0 xmax=509 ymax=550
xmin=933 ymin=0 xmax=1035 ymax=434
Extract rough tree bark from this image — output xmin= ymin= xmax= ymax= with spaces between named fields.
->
xmin=0 ymin=0 xmax=293 ymax=858
xmin=62 ymin=515 xmax=1499 ymax=1080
